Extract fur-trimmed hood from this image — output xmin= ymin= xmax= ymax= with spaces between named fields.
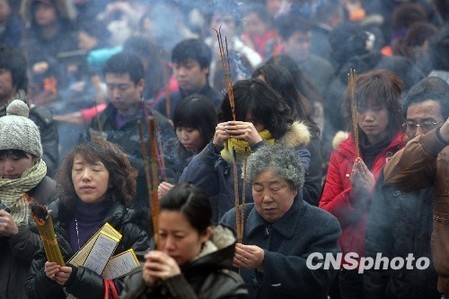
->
xmin=278 ymin=121 xmax=311 ymax=148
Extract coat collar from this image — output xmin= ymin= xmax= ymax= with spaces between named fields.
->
xmin=246 ymin=198 xmax=303 ymax=239
xmin=278 ymin=121 xmax=311 ymax=148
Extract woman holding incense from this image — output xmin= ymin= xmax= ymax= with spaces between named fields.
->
xmin=158 ymin=94 xmax=218 ymax=198
xmin=121 ymin=183 xmax=248 ymax=299
xmin=0 ymin=99 xmax=57 ymax=299
xmin=179 ymin=78 xmax=311 ymax=223
xmin=319 ymin=69 xmax=406 ymax=299
xmin=252 ymin=63 xmax=323 ymax=206
xmin=220 ymin=145 xmax=341 ymax=299
xmin=25 ymin=138 xmax=151 ymax=299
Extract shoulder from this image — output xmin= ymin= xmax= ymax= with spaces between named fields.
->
xmin=30 ymin=176 xmax=57 ymax=205
xmin=302 ymin=202 xmax=341 ymax=233
xmin=29 ymin=105 xmax=55 ymax=127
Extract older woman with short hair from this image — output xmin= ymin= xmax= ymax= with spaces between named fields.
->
xmin=221 ymin=145 xmax=341 ymax=299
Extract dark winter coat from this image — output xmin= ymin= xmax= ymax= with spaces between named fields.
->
xmin=25 ymin=199 xmax=151 ymax=299
xmin=179 ymin=121 xmax=311 ymax=223
xmin=120 ymin=226 xmax=248 ymax=299
xmin=221 ymin=198 xmax=341 ymax=299
xmin=79 ymin=102 xmax=177 ymax=209
xmin=0 ymin=103 xmax=59 ymax=177
xmin=364 ymin=172 xmax=439 ymax=299
xmin=320 ymin=132 xmax=405 ymax=259
xmin=0 ymin=176 xmax=57 ymax=299
xmin=384 ymin=128 xmax=449 ymax=293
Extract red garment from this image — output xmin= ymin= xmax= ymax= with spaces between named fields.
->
xmin=241 ymin=30 xmax=279 ymax=59
xmin=81 ymin=103 xmax=107 ymax=121
xmin=319 ymin=132 xmax=405 ymax=262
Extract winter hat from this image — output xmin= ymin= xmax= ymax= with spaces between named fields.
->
xmin=0 ymin=100 xmax=42 ymax=158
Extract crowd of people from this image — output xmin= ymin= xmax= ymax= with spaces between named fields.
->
xmin=1 ymin=0 xmax=449 ymax=298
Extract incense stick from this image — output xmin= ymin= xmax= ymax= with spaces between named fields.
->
xmin=348 ymin=68 xmax=359 ymax=157
xmin=137 ymin=120 xmax=155 ymax=236
xmin=147 ymin=116 xmax=160 ymax=240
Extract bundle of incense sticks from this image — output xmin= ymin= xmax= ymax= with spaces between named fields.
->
xmin=30 ymin=203 xmax=65 ymax=266
xmin=214 ymin=26 xmax=243 ymax=242
xmin=348 ymin=68 xmax=359 ymax=157
xmin=148 ymin=116 xmax=160 ymax=238
xmin=214 ymin=26 xmax=236 ymax=121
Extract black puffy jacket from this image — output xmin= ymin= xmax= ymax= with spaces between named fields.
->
xmin=120 ymin=226 xmax=248 ymax=299
xmin=25 ymin=200 xmax=151 ymax=299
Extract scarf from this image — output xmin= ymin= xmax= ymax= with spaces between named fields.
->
xmin=220 ymin=129 xmax=275 ymax=163
xmin=0 ymin=159 xmax=47 ymax=226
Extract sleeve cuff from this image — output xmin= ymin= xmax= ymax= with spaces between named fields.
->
xmin=436 ymin=127 xmax=449 ymax=146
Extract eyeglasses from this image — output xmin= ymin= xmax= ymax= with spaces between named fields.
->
xmin=401 ymin=120 xmax=443 ymax=132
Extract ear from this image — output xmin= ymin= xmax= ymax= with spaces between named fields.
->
xmin=136 ymin=78 xmax=144 ymax=94
xmin=200 ymin=226 xmax=213 ymax=244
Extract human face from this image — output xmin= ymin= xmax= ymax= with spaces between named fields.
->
xmin=357 ymin=102 xmax=389 ymax=144
xmin=252 ymin=169 xmax=297 ymax=223
xmin=0 ymin=0 xmax=11 ymax=23
xmin=405 ymin=100 xmax=444 ymax=140
xmin=266 ymin=0 xmax=284 ymax=17
xmin=176 ymin=127 xmax=205 ymax=152
xmin=105 ymin=73 xmax=143 ymax=116
xmin=0 ymin=152 xmax=36 ymax=179
xmin=157 ymin=210 xmax=210 ymax=266
xmin=282 ymin=31 xmax=311 ymax=62
xmin=72 ymin=154 xmax=110 ymax=204
xmin=0 ymin=68 xmax=15 ymax=104
xmin=211 ymin=12 xmax=236 ymax=37
xmin=34 ymin=3 xmax=57 ymax=27
xmin=173 ymin=59 xmax=208 ymax=92
xmin=243 ymin=12 xmax=266 ymax=37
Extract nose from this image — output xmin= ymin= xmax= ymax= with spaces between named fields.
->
xmin=80 ymin=168 xmax=92 ymax=181
xmin=261 ymin=190 xmax=274 ymax=203
xmin=361 ymin=110 xmax=375 ymax=121
xmin=163 ymin=235 xmax=176 ymax=252
xmin=110 ymin=87 xmax=121 ymax=99
xmin=2 ymin=160 xmax=14 ymax=173
xmin=415 ymin=125 xmax=426 ymax=136
xmin=178 ymin=130 xmax=188 ymax=141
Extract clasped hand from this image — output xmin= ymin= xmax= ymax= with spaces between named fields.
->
xmin=213 ymin=121 xmax=262 ymax=147
xmin=142 ymin=251 xmax=181 ymax=286
xmin=45 ymin=261 xmax=72 ymax=286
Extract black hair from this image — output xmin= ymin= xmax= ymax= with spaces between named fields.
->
xmin=220 ymin=78 xmax=293 ymax=139
xmin=173 ymin=94 xmax=218 ymax=145
xmin=276 ymin=12 xmax=312 ymax=41
xmin=252 ymin=63 xmax=319 ymax=134
xmin=56 ymin=138 xmax=137 ymax=210
xmin=171 ymin=38 xmax=212 ymax=70
xmin=0 ymin=149 xmax=30 ymax=159
xmin=102 ymin=52 xmax=144 ymax=85
xmin=0 ymin=45 xmax=27 ymax=92
xmin=403 ymin=76 xmax=449 ymax=119
xmin=160 ymin=183 xmax=212 ymax=235
xmin=342 ymin=69 xmax=404 ymax=134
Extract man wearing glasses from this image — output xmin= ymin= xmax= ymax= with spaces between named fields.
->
xmin=364 ymin=76 xmax=449 ymax=298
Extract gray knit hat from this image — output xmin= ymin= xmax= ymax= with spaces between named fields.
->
xmin=0 ymin=100 xmax=42 ymax=158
